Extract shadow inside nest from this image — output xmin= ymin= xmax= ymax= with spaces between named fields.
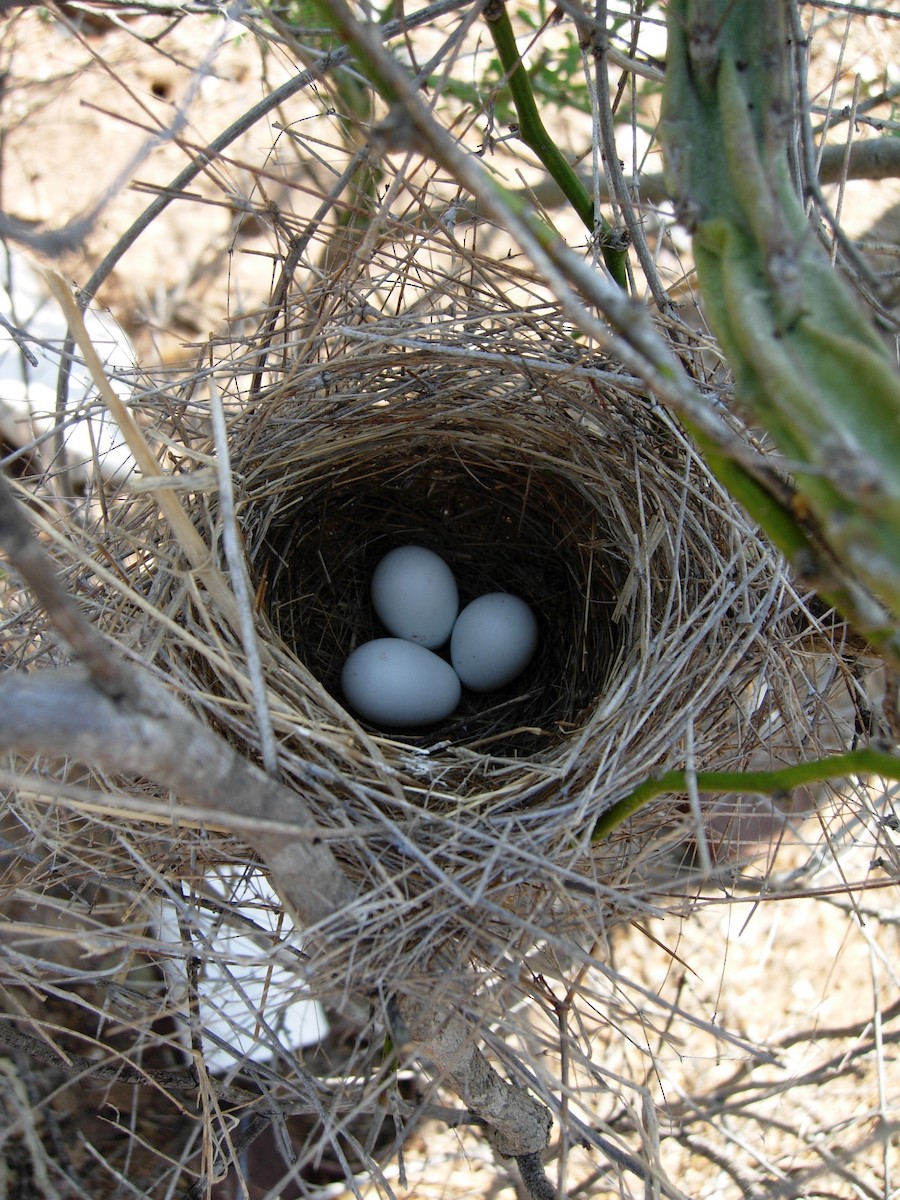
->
xmin=235 ymin=389 xmax=639 ymax=758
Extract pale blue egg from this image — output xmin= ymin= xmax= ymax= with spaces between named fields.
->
xmin=371 ymin=545 xmax=458 ymax=649
xmin=342 ymin=638 xmax=461 ymax=727
xmin=451 ymin=594 xmax=538 ymax=692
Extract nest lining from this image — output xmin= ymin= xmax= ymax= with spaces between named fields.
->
xmin=241 ymin=402 xmax=628 ymax=754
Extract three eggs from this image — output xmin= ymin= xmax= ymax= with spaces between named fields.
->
xmin=341 ymin=545 xmax=538 ymax=728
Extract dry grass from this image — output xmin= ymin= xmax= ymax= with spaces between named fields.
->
xmin=1 ymin=3 xmax=898 ymax=1198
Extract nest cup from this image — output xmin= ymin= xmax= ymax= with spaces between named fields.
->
xmin=238 ymin=386 xmax=630 ymax=756
xmin=228 ymin=329 xmax=787 ymax=824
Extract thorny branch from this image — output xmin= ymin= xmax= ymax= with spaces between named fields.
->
xmin=0 ymin=470 xmax=557 ymax=1193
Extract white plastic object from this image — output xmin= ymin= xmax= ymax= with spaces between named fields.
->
xmin=0 ymin=242 xmax=137 ymax=484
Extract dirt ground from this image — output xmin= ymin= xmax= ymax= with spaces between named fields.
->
xmin=1 ymin=5 xmax=899 ymax=1199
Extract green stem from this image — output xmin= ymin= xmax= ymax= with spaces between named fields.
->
xmin=483 ymin=0 xmax=628 ymax=290
xmin=591 ymin=747 xmax=900 ymax=842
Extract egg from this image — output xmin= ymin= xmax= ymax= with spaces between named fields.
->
xmin=371 ymin=545 xmax=459 ymax=649
xmin=450 ymin=593 xmax=538 ymax=692
xmin=341 ymin=638 xmax=461 ymax=727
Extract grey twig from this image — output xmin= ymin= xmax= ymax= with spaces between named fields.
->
xmin=0 ymin=467 xmax=553 ymax=1164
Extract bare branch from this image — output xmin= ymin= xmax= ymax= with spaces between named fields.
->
xmin=0 ymin=667 xmax=359 ymax=926
xmin=0 ymin=470 xmax=554 ymax=1164
xmin=0 ymin=1020 xmax=201 ymax=1093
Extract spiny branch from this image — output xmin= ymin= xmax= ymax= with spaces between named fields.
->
xmin=0 ymin=469 xmax=554 ymax=1169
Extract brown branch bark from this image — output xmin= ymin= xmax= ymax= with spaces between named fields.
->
xmin=0 ymin=471 xmax=553 ymax=1166
xmin=452 ymin=137 xmax=900 ymax=221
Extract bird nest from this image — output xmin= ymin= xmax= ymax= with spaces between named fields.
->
xmin=111 ymin=278 xmax=821 ymax=924
xmin=1 ymin=227 xmax=836 ymax=962
xmin=2 ymin=3 xmax=897 ymax=1192
xmin=0 ymin=229 xmax=862 ymax=1198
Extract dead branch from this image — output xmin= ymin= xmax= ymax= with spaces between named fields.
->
xmin=0 ymin=470 xmax=555 ymax=1182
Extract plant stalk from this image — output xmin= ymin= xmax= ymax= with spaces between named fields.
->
xmin=660 ymin=0 xmax=900 ymax=658
xmin=483 ymin=0 xmax=629 ymax=288
xmin=592 ymin=747 xmax=900 ymax=842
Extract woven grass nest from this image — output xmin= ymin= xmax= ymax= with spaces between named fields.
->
xmin=5 ymin=251 xmax=827 ymax=969
xmin=1 ymin=236 xmax=856 ymax=1195
xmin=129 ymin=279 xmax=820 ymax=931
